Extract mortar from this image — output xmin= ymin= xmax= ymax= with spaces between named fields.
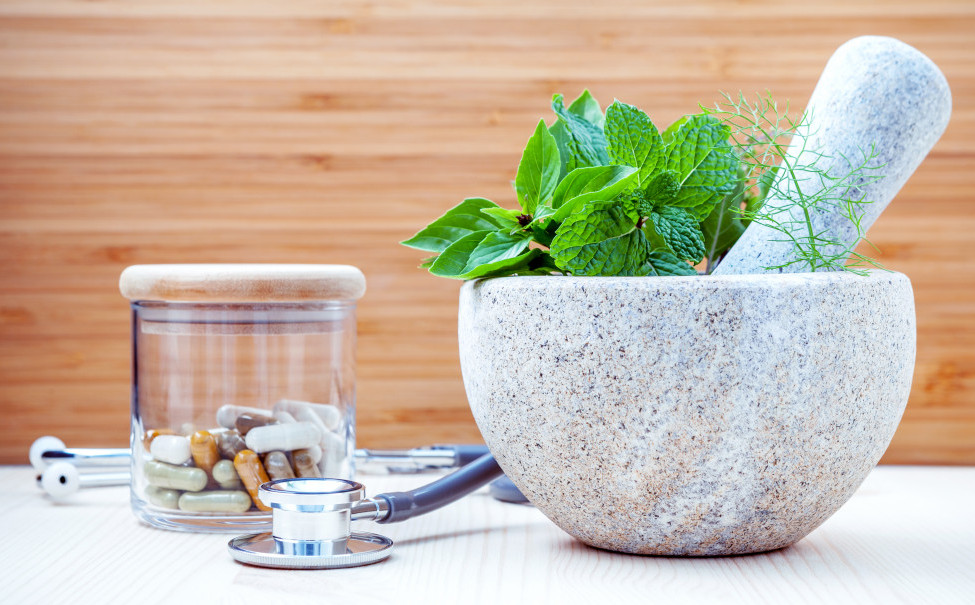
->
xmin=458 ymin=271 xmax=914 ymax=555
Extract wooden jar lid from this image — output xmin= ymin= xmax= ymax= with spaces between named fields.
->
xmin=119 ymin=264 xmax=366 ymax=302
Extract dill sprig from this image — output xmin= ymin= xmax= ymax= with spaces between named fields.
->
xmin=705 ymin=92 xmax=886 ymax=275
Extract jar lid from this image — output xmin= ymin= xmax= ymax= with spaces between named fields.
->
xmin=119 ymin=264 xmax=366 ymax=302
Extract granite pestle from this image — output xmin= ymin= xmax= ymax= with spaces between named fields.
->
xmin=714 ymin=36 xmax=951 ymax=275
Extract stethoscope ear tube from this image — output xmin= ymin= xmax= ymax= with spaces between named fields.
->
xmin=374 ymin=453 xmax=504 ymax=524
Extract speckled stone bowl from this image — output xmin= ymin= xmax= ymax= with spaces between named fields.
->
xmin=459 ymin=271 xmax=915 ymax=556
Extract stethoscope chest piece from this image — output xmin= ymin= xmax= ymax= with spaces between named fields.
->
xmin=228 ymin=477 xmax=394 ymax=570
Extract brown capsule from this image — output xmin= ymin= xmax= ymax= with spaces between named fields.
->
xmin=263 ymin=451 xmax=296 ymax=481
xmin=292 ymin=450 xmax=322 ymax=478
xmin=215 ymin=430 xmax=247 ymax=460
xmin=143 ymin=428 xmax=176 ymax=452
xmin=233 ymin=449 xmax=271 ymax=511
xmin=235 ymin=413 xmax=277 ymax=436
xmin=189 ymin=430 xmax=219 ymax=476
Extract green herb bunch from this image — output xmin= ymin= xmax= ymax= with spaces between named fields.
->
xmin=402 ymin=91 xmax=741 ymax=278
xmin=401 ymin=90 xmax=880 ymax=278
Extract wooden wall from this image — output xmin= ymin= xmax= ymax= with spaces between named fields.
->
xmin=1 ymin=0 xmax=972 ymax=465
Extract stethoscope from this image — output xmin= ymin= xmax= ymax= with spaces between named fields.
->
xmin=30 ymin=436 xmax=527 ymax=569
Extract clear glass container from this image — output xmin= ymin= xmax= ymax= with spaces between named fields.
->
xmin=120 ymin=265 xmax=366 ymax=532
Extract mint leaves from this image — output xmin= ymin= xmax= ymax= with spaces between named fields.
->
xmin=403 ymin=90 xmax=741 ymax=279
xmin=550 ymin=200 xmax=651 ymax=276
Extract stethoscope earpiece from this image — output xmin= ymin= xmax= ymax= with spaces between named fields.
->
xmin=40 ymin=462 xmax=81 ymax=499
xmin=30 ymin=436 xmax=67 ymax=471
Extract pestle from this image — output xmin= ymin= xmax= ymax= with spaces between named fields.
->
xmin=713 ymin=36 xmax=952 ymax=275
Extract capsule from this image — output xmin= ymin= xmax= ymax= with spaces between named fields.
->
xmin=216 ymin=404 xmax=272 ymax=429
xmin=277 ymin=399 xmax=342 ymax=432
xmin=215 ymin=430 xmax=247 ymax=460
xmin=293 ymin=445 xmax=322 ymax=465
xmin=145 ymin=486 xmax=180 ymax=509
xmin=273 ymin=410 xmax=297 ymax=424
xmin=235 ymin=413 xmax=277 ymax=436
xmin=211 ymin=459 xmax=242 ymax=489
xmin=144 ymin=460 xmax=207 ymax=492
xmin=263 ymin=451 xmax=296 ymax=481
xmin=245 ymin=421 xmax=321 ymax=454
xmin=143 ymin=428 xmax=175 ymax=452
xmin=233 ymin=450 xmax=272 ymax=511
xmin=150 ymin=434 xmax=192 ymax=465
xmin=321 ymin=430 xmax=346 ymax=477
xmin=292 ymin=450 xmax=322 ymax=478
xmin=189 ymin=430 xmax=219 ymax=475
xmin=178 ymin=490 xmax=252 ymax=513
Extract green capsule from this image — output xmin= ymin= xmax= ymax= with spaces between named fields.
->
xmin=211 ymin=459 xmax=242 ymax=489
xmin=145 ymin=486 xmax=180 ymax=509
xmin=178 ymin=490 xmax=252 ymax=513
xmin=144 ymin=460 xmax=207 ymax=492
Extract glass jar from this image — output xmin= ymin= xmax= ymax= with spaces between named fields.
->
xmin=119 ymin=264 xmax=366 ymax=532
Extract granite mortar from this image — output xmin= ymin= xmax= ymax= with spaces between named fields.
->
xmin=459 ymin=271 xmax=915 ymax=555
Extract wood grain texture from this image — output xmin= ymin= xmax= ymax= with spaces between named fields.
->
xmin=1 ymin=0 xmax=973 ymax=464
xmin=3 ymin=465 xmax=974 ymax=603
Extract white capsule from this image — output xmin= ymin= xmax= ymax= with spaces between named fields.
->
xmin=216 ymin=404 xmax=272 ymax=429
xmin=277 ymin=399 xmax=342 ymax=432
xmin=150 ymin=434 xmax=192 ymax=465
xmin=244 ymin=421 xmax=321 ymax=454
xmin=321 ymin=430 xmax=347 ymax=477
xmin=273 ymin=410 xmax=297 ymax=424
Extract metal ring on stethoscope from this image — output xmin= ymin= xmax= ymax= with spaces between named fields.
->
xmin=228 ymin=478 xmax=394 ymax=569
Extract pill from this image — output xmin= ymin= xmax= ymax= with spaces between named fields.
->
xmin=189 ymin=430 xmax=219 ymax=475
xmin=245 ymin=421 xmax=321 ymax=454
xmin=216 ymin=404 xmax=272 ymax=429
xmin=178 ymin=490 xmax=252 ymax=513
xmin=215 ymin=430 xmax=247 ymax=460
xmin=293 ymin=450 xmax=322 ymax=478
xmin=211 ymin=459 xmax=242 ymax=489
xmin=273 ymin=410 xmax=297 ymax=424
xmin=276 ymin=399 xmax=342 ymax=432
xmin=263 ymin=451 xmax=296 ymax=481
xmin=233 ymin=450 xmax=272 ymax=511
xmin=321 ymin=430 xmax=347 ymax=477
xmin=145 ymin=486 xmax=180 ymax=509
xmin=293 ymin=445 xmax=322 ymax=465
xmin=291 ymin=406 xmax=328 ymax=447
xmin=235 ymin=413 xmax=277 ymax=436
xmin=145 ymin=460 xmax=207 ymax=492
xmin=150 ymin=434 xmax=192 ymax=465
xmin=143 ymin=428 xmax=175 ymax=452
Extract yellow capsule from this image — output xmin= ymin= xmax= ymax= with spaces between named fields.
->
xmin=190 ymin=430 xmax=219 ymax=476
xmin=292 ymin=450 xmax=322 ymax=478
xmin=263 ymin=451 xmax=296 ymax=481
xmin=233 ymin=450 xmax=271 ymax=511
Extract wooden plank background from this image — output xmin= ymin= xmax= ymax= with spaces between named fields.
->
xmin=1 ymin=0 xmax=972 ymax=465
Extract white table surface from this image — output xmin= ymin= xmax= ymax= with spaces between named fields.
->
xmin=2 ymin=465 xmax=973 ymax=605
